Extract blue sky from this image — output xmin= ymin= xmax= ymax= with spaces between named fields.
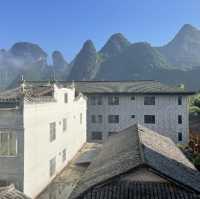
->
xmin=0 ymin=0 xmax=200 ymax=61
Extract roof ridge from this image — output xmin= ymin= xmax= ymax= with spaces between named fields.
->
xmin=136 ymin=124 xmax=146 ymax=164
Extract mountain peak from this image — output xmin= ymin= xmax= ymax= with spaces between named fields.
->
xmin=82 ymin=40 xmax=96 ymax=50
xmin=52 ymin=50 xmax=68 ymax=69
xmin=68 ymin=40 xmax=97 ymax=81
xmin=10 ymin=42 xmax=47 ymax=61
xmin=100 ymin=33 xmax=130 ymax=58
xmin=158 ymin=24 xmax=200 ymax=69
xmin=180 ymin=24 xmax=198 ymax=32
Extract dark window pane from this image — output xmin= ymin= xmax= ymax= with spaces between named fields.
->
xmin=131 ymin=96 xmax=135 ymax=100
xmin=178 ymin=96 xmax=182 ymax=105
xmin=108 ymin=115 xmax=119 ymax=123
xmin=178 ymin=132 xmax=182 ymax=141
xmin=178 ymin=115 xmax=182 ymax=124
xmin=91 ymin=132 xmax=102 ymax=140
xmin=144 ymin=115 xmax=155 ymax=124
xmin=144 ymin=96 xmax=155 ymax=105
xmin=108 ymin=96 xmax=119 ymax=105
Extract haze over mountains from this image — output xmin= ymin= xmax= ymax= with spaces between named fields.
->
xmin=1 ymin=24 xmax=200 ymax=90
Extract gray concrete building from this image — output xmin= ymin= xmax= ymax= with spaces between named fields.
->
xmin=63 ymin=81 xmax=194 ymax=144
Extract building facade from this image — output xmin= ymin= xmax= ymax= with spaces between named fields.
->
xmin=87 ymin=94 xmax=189 ymax=143
xmin=62 ymin=81 xmax=194 ymax=144
xmin=0 ymin=83 xmax=87 ymax=198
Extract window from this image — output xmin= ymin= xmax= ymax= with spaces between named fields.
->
xmin=63 ymin=118 xmax=67 ymax=132
xmin=178 ymin=132 xmax=182 ymax=141
xmin=62 ymin=149 xmax=66 ymax=162
xmin=90 ymin=96 xmax=102 ymax=105
xmin=178 ymin=96 xmax=182 ymax=105
xmin=108 ymin=115 xmax=119 ymax=123
xmin=178 ymin=115 xmax=182 ymax=124
xmin=108 ymin=96 xmax=119 ymax=105
xmin=49 ymin=157 xmax=56 ymax=177
xmin=80 ymin=113 xmax=83 ymax=124
xmin=98 ymin=115 xmax=103 ymax=123
xmin=91 ymin=115 xmax=96 ymax=123
xmin=144 ymin=96 xmax=155 ymax=105
xmin=144 ymin=115 xmax=155 ymax=124
xmin=131 ymin=96 xmax=135 ymax=100
xmin=131 ymin=115 xmax=135 ymax=119
xmin=50 ymin=122 xmax=56 ymax=142
xmin=0 ymin=131 xmax=17 ymax=156
xmin=108 ymin=132 xmax=118 ymax=136
xmin=91 ymin=115 xmax=102 ymax=123
xmin=64 ymin=93 xmax=68 ymax=103
xmin=91 ymin=132 xmax=102 ymax=140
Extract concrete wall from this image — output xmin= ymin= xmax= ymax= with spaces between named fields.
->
xmin=0 ymin=108 xmax=24 ymax=191
xmin=87 ymin=94 xmax=189 ymax=144
xmin=23 ymin=85 xmax=87 ymax=198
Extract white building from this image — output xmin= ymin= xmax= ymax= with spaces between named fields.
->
xmin=0 ymin=82 xmax=87 ymax=198
xmin=63 ymin=81 xmax=194 ymax=144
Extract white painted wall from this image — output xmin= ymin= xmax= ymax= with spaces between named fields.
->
xmin=23 ymin=85 xmax=87 ymax=198
xmin=87 ymin=95 xmax=189 ymax=144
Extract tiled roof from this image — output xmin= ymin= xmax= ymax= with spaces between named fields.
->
xmin=79 ymin=181 xmax=199 ymax=199
xmin=63 ymin=81 xmax=194 ymax=95
xmin=0 ymin=184 xmax=30 ymax=199
xmin=0 ymin=85 xmax=53 ymax=101
xmin=70 ymin=124 xmax=200 ymax=198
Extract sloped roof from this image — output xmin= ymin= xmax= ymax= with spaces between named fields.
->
xmin=70 ymin=124 xmax=200 ymax=198
xmin=64 ymin=81 xmax=194 ymax=95
xmin=14 ymin=80 xmax=195 ymax=95
xmin=0 ymin=184 xmax=30 ymax=199
xmin=0 ymin=85 xmax=53 ymax=101
xmin=79 ymin=181 xmax=199 ymax=199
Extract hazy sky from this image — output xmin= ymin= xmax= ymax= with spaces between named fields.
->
xmin=0 ymin=0 xmax=200 ymax=61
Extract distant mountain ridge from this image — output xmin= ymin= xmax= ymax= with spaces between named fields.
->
xmin=1 ymin=24 xmax=200 ymax=90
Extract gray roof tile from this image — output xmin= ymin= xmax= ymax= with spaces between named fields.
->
xmin=63 ymin=81 xmax=194 ymax=95
xmin=70 ymin=124 xmax=200 ymax=198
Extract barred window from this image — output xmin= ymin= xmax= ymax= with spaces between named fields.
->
xmin=90 ymin=96 xmax=102 ymax=105
xmin=178 ymin=115 xmax=182 ymax=124
xmin=50 ymin=122 xmax=56 ymax=142
xmin=108 ymin=115 xmax=119 ymax=123
xmin=144 ymin=115 xmax=155 ymax=124
xmin=80 ymin=113 xmax=83 ymax=124
xmin=178 ymin=96 xmax=182 ymax=105
xmin=64 ymin=93 xmax=68 ymax=103
xmin=91 ymin=115 xmax=102 ymax=123
xmin=98 ymin=115 xmax=103 ymax=123
xmin=108 ymin=96 xmax=119 ymax=105
xmin=63 ymin=118 xmax=67 ymax=132
xmin=178 ymin=132 xmax=182 ymax=141
xmin=144 ymin=96 xmax=155 ymax=105
xmin=49 ymin=157 xmax=56 ymax=177
xmin=62 ymin=149 xmax=66 ymax=162
xmin=0 ymin=131 xmax=17 ymax=156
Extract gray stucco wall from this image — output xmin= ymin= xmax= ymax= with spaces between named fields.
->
xmin=87 ymin=94 xmax=189 ymax=144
